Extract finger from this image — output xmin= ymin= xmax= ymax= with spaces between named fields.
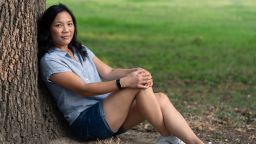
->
xmin=141 ymin=68 xmax=151 ymax=75
xmin=142 ymin=76 xmax=152 ymax=82
xmin=140 ymin=77 xmax=151 ymax=85
xmin=140 ymin=72 xmax=151 ymax=78
xmin=137 ymin=68 xmax=150 ymax=75
xmin=150 ymin=81 xmax=153 ymax=87
xmin=138 ymin=79 xmax=150 ymax=86
xmin=139 ymin=69 xmax=148 ymax=74
xmin=142 ymin=80 xmax=152 ymax=87
xmin=137 ymin=69 xmax=146 ymax=74
xmin=144 ymin=79 xmax=153 ymax=87
xmin=137 ymin=84 xmax=148 ymax=89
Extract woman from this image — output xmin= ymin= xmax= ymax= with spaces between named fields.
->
xmin=38 ymin=4 xmax=204 ymax=144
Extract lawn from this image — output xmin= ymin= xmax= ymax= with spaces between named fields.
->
xmin=46 ymin=0 xmax=256 ymax=143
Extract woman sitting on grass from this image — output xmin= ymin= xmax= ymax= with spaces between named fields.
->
xmin=38 ymin=3 xmax=204 ymax=144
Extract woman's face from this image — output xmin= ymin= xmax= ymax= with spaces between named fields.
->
xmin=50 ymin=11 xmax=74 ymax=49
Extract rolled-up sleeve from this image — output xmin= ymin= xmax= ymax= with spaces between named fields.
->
xmin=40 ymin=56 xmax=71 ymax=83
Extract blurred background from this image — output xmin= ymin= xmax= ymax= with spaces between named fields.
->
xmin=47 ymin=0 xmax=256 ymax=143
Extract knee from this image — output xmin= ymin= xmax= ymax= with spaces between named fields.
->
xmin=124 ymin=88 xmax=141 ymax=95
xmin=137 ymin=87 xmax=154 ymax=96
xmin=155 ymin=92 xmax=170 ymax=107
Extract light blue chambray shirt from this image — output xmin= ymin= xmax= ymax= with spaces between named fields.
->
xmin=40 ymin=46 xmax=109 ymax=125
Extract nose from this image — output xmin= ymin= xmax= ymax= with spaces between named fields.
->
xmin=62 ymin=24 xmax=69 ymax=32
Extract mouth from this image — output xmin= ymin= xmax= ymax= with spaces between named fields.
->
xmin=61 ymin=36 xmax=71 ymax=39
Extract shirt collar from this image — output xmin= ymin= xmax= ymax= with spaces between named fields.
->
xmin=49 ymin=47 xmax=75 ymax=57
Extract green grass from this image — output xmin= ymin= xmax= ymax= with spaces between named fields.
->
xmin=46 ymin=0 xmax=256 ymax=139
xmin=47 ymin=0 xmax=256 ymax=82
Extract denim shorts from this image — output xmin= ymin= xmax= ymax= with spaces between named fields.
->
xmin=71 ymin=102 xmax=124 ymax=141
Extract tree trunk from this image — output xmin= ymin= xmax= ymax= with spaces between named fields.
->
xmin=0 ymin=0 xmax=70 ymax=143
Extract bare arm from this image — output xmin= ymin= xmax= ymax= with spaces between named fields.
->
xmin=49 ymin=72 xmax=118 ymax=97
xmin=48 ymin=54 xmax=153 ymax=97
xmin=93 ymin=56 xmax=149 ymax=81
xmin=49 ymin=69 xmax=152 ymax=97
xmin=92 ymin=56 xmax=138 ymax=80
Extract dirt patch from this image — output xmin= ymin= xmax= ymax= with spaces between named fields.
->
xmin=50 ymin=121 xmax=255 ymax=144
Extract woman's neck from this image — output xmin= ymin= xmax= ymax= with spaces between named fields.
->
xmin=56 ymin=45 xmax=69 ymax=51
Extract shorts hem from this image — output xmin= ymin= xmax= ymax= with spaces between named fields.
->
xmin=98 ymin=101 xmax=116 ymax=134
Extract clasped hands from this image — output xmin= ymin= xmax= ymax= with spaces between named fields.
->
xmin=121 ymin=68 xmax=153 ymax=89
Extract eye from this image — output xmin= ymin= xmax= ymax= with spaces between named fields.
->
xmin=54 ymin=24 xmax=62 ymax=28
xmin=68 ymin=22 xmax=74 ymax=26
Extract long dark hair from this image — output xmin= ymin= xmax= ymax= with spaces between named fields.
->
xmin=37 ymin=3 xmax=87 ymax=60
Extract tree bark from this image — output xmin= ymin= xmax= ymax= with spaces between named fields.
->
xmin=0 ymin=0 xmax=70 ymax=143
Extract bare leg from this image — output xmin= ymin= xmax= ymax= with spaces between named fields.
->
xmin=156 ymin=92 xmax=204 ymax=144
xmin=103 ymin=88 xmax=139 ymax=132
xmin=118 ymin=101 xmax=145 ymax=130
xmin=120 ymin=96 xmax=169 ymax=136
xmin=119 ymin=92 xmax=203 ymax=144
xmin=135 ymin=88 xmax=170 ymax=135
xmin=103 ymin=88 xmax=203 ymax=144
xmin=103 ymin=88 xmax=168 ymax=135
